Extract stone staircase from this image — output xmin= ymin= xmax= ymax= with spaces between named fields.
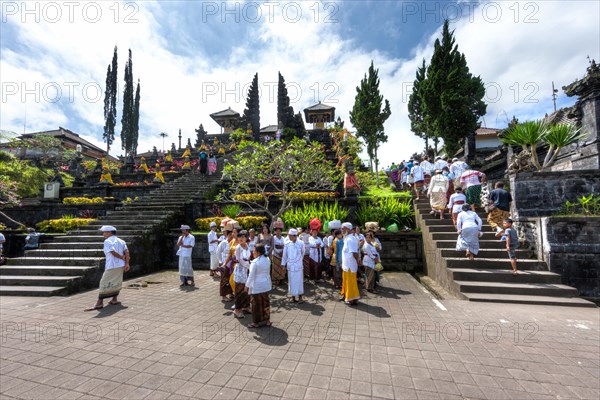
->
xmin=415 ymin=198 xmax=595 ymax=307
xmin=0 ymin=171 xmax=221 ymax=296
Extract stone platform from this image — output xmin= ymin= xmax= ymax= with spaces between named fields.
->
xmin=1 ymin=272 xmax=598 ymax=399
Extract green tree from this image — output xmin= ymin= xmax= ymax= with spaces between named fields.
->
xmin=349 ymin=61 xmax=391 ymax=187
xmin=422 ymin=19 xmax=486 ymax=156
xmin=103 ymin=46 xmax=118 ymax=154
xmin=220 ymin=138 xmax=338 ymax=223
xmin=240 ymin=73 xmax=260 ymax=141
xmin=132 ymin=79 xmax=140 ymax=154
xmin=501 ymin=120 xmax=588 ymax=171
xmin=408 ymin=59 xmax=431 ymax=152
xmin=121 ymin=49 xmax=140 ymax=155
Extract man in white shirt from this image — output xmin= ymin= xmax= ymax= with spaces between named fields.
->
xmin=85 ymin=226 xmax=129 ymax=311
xmin=208 ymin=222 xmax=219 ymax=277
xmin=177 ymin=225 xmax=196 ymax=287
xmin=420 ymin=156 xmax=434 ymax=191
xmin=434 ymin=156 xmax=448 ymax=171
xmin=281 ymin=229 xmax=306 ymax=303
xmin=411 ymin=161 xmax=425 ymax=200
xmin=341 ymin=223 xmax=361 ymax=305
xmin=450 ymin=157 xmax=468 ymax=186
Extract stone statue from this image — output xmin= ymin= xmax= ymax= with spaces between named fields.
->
xmin=508 ymin=149 xmax=533 ymax=174
xmin=343 ymin=158 xmax=361 ymax=197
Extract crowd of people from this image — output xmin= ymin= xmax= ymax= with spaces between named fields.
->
xmin=150 ymin=218 xmax=383 ymax=328
xmin=388 ymin=155 xmax=519 ymax=274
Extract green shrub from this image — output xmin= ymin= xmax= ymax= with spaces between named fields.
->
xmin=356 ymin=197 xmax=414 ymax=229
xmin=221 ymin=204 xmax=242 ymax=218
xmin=36 ymin=217 xmax=95 ymax=233
xmin=63 ymin=197 xmax=105 ymax=204
xmin=194 ymin=216 xmax=268 ymax=231
xmin=282 ymin=201 xmax=349 ymax=230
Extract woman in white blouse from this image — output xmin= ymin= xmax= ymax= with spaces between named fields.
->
xmin=362 ymin=232 xmax=380 ymax=294
xmin=308 ymin=229 xmax=324 ymax=283
xmin=233 ymin=230 xmax=252 ymax=318
xmin=245 ymin=244 xmax=272 ymax=328
xmin=455 ymin=204 xmax=483 ymax=260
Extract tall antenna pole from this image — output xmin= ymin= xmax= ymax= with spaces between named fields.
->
xmin=552 ymin=81 xmax=558 ymax=112
xmin=23 ymin=104 xmax=27 ymax=134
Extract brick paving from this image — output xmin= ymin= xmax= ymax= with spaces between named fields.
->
xmin=1 ymin=271 xmax=598 ymax=399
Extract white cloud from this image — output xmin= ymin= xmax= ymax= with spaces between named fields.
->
xmin=1 ymin=0 xmax=598 ymax=168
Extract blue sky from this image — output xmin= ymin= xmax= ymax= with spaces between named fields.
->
xmin=1 ymin=0 xmax=599 ymax=166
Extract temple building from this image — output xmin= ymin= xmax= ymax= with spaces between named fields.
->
xmin=303 ymin=102 xmax=335 ymax=129
xmin=0 ymin=127 xmax=118 ymax=162
xmin=210 ymin=107 xmax=241 ymax=134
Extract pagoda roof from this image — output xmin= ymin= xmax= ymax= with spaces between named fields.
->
xmin=210 ymin=107 xmax=241 ymax=119
xmin=304 ymin=101 xmax=336 ymax=112
xmin=260 ymin=125 xmax=278 ymax=134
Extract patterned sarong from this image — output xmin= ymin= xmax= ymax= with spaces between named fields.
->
xmin=466 ymin=185 xmax=482 ymax=206
xmin=424 ymin=175 xmax=432 ymax=186
xmin=250 ymin=292 xmax=270 ymax=324
xmin=365 ymin=268 xmax=376 ymax=291
xmin=179 ymin=256 xmax=194 ymax=283
xmin=487 ymin=208 xmax=510 ymax=230
xmin=430 ymin=191 xmax=448 ymax=210
xmin=234 ymin=282 xmax=250 ymax=310
xmin=309 ymin=259 xmax=321 ymax=280
xmin=99 ymin=268 xmax=123 ymax=299
xmin=456 ymin=226 xmax=480 ymax=255
xmin=218 ymin=265 xmax=233 ymax=297
xmin=271 ymin=255 xmax=286 ymax=284
xmin=414 ymin=180 xmax=425 ymax=192
xmin=303 ymin=255 xmax=310 ymax=278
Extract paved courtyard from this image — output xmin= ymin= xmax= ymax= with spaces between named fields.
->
xmin=1 ymin=271 xmax=598 ymax=400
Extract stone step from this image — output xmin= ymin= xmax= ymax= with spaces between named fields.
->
xmin=441 ymin=248 xmax=535 ymax=259
xmin=0 ymin=286 xmax=69 ymax=296
xmin=0 ymin=275 xmax=82 ymax=287
xmin=76 ymin=224 xmax=154 ymax=231
xmin=432 ymin=232 xmax=497 ymax=240
xmin=66 ymin=229 xmax=145 ymax=236
xmin=24 ymin=249 xmax=105 ymax=258
xmin=445 ymin=257 xmax=548 ymax=271
xmin=40 ymin=242 xmax=103 ymax=250
xmin=449 ymin=268 xmax=562 ymax=284
xmin=51 ymin=235 xmax=137 ymax=243
xmin=436 ymin=240 xmax=506 ymax=249
xmin=115 ymin=205 xmax=182 ymax=211
xmin=419 ymin=211 xmax=488 ymax=219
xmin=462 ymin=293 xmax=596 ymax=307
xmin=455 ymin=280 xmax=579 ymax=297
xmin=0 ymin=265 xmax=97 ymax=276
xmin=105 ymin=211 xmax=175 ymax=217
xmin=428 ymin=226 xmax=497 ymax=233
xmin=5 ymin=257 xmax=102 ymax=266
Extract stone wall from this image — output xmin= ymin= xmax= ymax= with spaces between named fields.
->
xmin=167 ymin=232 xmax=423 ymax=273
xmin=541 ymin=217 xmax=600 ymax=298
xmin=2 ymin=203 xmax=119 ymax=228
xmin=510 ymin=170 xmax=600 ymax=218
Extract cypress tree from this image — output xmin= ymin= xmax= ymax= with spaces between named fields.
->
xmin=422 ymin=20 xmax=487 ymax=156
xmin=132 ymin=79 xmax=140 ymax=155
xmin=121 ymin=49 xmax=135 ymax=154
xmin=349 ymin=61 xmax=391 ymax=187
xmin=408 ymin=59 xmax=431 ymax=152
xmin=102 ymin=46 xmax=118 ymax=154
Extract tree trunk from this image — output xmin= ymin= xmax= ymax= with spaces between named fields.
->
xmin=0 ymin=211 xmax=25 ymax=228
xmin=374 ymin=148 xmax=380 ymax=188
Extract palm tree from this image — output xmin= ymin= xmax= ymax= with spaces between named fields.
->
xmin=502 ymin=120 xmax=587 ymax=171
